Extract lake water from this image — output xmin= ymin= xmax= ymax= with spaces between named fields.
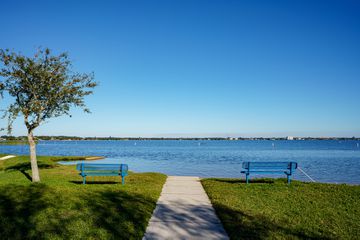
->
xmin=1 ymin=140 xmax=360 ymax=184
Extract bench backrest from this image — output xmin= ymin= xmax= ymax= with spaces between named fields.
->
xmin=76 ymin=163 xmax=128 ymax=176
xmin=242 ymin=161 xmax=297 ymax=171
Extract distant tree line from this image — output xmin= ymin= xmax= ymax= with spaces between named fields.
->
xmin=1 ymin=136 xmax=359 ymax=141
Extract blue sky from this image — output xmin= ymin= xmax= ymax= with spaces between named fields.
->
xmin=0 ymin=0 xmax=359 ymax=137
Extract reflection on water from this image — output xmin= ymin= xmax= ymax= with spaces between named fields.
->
xmin=1 ymin=140 xmax=360 ymax=184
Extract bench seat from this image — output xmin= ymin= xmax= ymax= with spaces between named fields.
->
xmin=76 ymin=163 xmax=128 ymax=185
xmin=241 ymin=161 xmax=297 ymax=184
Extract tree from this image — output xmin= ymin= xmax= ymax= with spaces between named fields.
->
xmin=0 ymin=48 xmax=97 ymax=182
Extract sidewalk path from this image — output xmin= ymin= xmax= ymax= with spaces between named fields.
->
xmin=143 ymin=176 xmax=229 ymax=240
xmin=0 ymin=155 xmax=16 ymax=161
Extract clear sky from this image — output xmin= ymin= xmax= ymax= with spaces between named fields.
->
xmin=0 ymin=0 xmax=359 ymax=137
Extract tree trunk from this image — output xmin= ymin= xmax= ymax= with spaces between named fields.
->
xmin=27 ymin=130 xmax=40 ymax=182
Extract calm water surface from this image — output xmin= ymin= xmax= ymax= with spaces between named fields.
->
xmin=1 ymin=140 xmax=359 ymax=184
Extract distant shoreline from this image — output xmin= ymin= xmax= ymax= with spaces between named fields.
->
xmin=1 ymin=136 xmax=359 ymax=142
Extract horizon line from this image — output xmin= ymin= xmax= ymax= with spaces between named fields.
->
xmin=2 ymin=135 xmax=360 ymax=139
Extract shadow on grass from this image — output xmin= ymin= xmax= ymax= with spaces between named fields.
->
xmin=0 ymin=184 xmax=53 ymax=239
xmin=211 ymin=178 xmax=275 ymax=184
xmin=5 ymin=162 xmax=55 ymax=181
xmin=213 ymin=203 xmax=333 ymax=240
xmin=84 ymin=190 xmax=156 ymax=239
xmin=70 ymin=180 xmax=119 ymax=185
xmin=0 ymin=184 xmax=157 ymax=239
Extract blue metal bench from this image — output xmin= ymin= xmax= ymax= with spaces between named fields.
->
xmin=76 ymin=163 xmax=128 ymax=185
xmin=241 ymin=161 xmax=298 ymax=184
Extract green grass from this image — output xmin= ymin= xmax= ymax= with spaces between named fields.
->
xmin=0 ymin=155 xmax=166 ymax=240
xmin=202 ymin=178 xmax=360 ymax=240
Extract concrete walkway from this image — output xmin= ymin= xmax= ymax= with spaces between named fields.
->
xmin=143 ymin=176 xmax=229 ymax=240
xmin=0 ymin=155 xmax=16 ymax=161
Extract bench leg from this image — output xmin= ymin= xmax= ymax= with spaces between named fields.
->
xmin=83 ymin=176 xmax=86 ymax=184
xmin=287 ymin=174 xmax=291 ymax=184
xmin=246 ymin=173 xmax=249 ymax=184
xmin=121 ymin=176 xmax=125 ymax=185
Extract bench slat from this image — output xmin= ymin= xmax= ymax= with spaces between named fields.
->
xmin=76 ymin=164 xmax=125 ymax=170
xmin=83 ymin=172 xmax=121 ymax=176
xmin=242 ymin=161 xmax=297 ymax=169
xmin=241 ymin=171 xmax=290 ymax=174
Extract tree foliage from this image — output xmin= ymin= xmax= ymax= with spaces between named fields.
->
xmin=0 ymin=48 xmax=97 ymax=133
xmin=0 ymin=47 xmax=97 ymax=182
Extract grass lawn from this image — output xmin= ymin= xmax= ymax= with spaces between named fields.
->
xmin=202 ymin=178 xmax=360 ymax=240
xmin=0 ymin=155 xmax=166 ymax=240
